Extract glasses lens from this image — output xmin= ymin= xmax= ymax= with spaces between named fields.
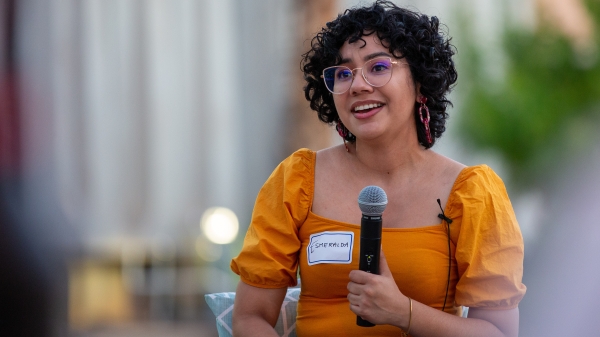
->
xmin=364 ymin=58 xmax=393 ymax=87
xmin=323 ymin=66 xmax=352 ymax=94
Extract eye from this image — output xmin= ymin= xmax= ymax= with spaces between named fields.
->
xmin=336 ymin=68 xmax=353 ymax=81
xmin=370 ymin=60 xmax=391 ymax=73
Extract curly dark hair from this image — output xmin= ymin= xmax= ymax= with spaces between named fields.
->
xmin=301 ymin=0 xmax=457 ymax=148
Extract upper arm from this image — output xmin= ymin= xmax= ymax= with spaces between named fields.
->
xmin=232 ymin=281 xmax=288 ymax=328
xmin=467 ymin=307 xmax=520 ymax=337
xmin=451 ymin=167 xmax=526 ymax=309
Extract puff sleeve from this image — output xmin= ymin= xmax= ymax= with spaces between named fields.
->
xmin=446 ymin=165 xmax=527 ymax=309
xmin=230 ymin=149 xmax=314 ymax=288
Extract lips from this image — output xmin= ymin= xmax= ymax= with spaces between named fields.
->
xmin=350 ymin=101 xmax=385 ymax=119
xmin=351 ymin=102 xmax=384 ymax=113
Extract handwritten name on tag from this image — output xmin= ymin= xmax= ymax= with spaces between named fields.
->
xmin=307 ymin=231 xmax=354 ymax=266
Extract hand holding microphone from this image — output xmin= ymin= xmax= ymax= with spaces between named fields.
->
xmin=349 ymin=186 xmax=411 ymax=329
xmin=349 ymin=186 xmax=410 ymax=329
xmin=349 ymin=248 xmax=406 ymax=327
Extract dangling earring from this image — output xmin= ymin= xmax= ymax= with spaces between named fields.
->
xmin=336 ymin=119 xmax=351 ymax=152
xmin=419 ymin=97 xmax=432 ymax=145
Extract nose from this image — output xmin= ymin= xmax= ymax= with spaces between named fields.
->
xmin=349 ymin=68 xmax=373 ymax=95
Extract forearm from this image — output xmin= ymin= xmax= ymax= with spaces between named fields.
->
xmin=232 ymin=315 xmax=280 ymax=337
xmin=231 ymin=282 xmax=287 ymax=337
xmin=392 ymin=301 xmax=518 ymax=337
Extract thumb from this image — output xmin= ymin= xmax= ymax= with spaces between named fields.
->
xmin=379 ymin=248 xmax=393 ymax=277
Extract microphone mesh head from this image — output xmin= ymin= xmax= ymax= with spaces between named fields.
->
xmin=358 ymin=186 xmax=388 ymax=216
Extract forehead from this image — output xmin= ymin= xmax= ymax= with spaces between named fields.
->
xmin=338 ymin=34 xmax=390 ymax=61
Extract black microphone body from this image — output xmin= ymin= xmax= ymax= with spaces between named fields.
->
xmin=357 ymin=214 xmax=383 ymax=327
xmin=358 ymin=214 xmax=382 ymax=275
xmin=356 ymin=186 xmax=388 ymax=328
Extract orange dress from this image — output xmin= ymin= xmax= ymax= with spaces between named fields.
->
xmin=231 ymin=149 xmax=526 ymax=336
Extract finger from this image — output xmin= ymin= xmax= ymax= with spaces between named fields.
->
xmin=347 ymin=281 xmax=359 ymax=294
xmin=347 ymin=292 xmax=360 ymax=304
xmin=349 ymin=303 xmax=360 ymax=315
xmin=347 ymin=280 xmax=367 ymax=295
xmin=379 ymin=248 xmax=393 ymax=277
xmin=349 ymin=269 xmax=372 ymax=284
xmin=347 ymin=296 xmax=364 ymax=316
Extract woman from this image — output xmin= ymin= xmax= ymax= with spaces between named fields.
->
xmin=230 ymin=1 xmax=526 ymax=336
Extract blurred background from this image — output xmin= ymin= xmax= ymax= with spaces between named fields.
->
xmin=1 ymin=0 xmax=599 ymax=336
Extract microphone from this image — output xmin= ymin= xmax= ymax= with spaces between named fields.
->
xmin=356 ymin=185 xmax=388 ymax=327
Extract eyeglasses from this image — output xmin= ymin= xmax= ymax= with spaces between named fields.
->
xmin=321 ymin=57 xmax=401 ymax=94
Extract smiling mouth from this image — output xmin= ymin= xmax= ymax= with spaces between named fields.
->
xmin=352 ymin=103 xmax=384 ymax=113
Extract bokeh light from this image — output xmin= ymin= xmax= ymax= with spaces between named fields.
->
xmin=200 ymin=207 xmax=239 ymax=245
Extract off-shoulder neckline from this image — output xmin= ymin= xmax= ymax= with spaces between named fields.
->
xmin=294 ymin=148 xmax=489 ymax=230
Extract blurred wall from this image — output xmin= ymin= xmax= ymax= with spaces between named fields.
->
xmin=7 ymin=0 xmax=299 ymax=333
xmin=22 ymin=0 xmax=298 ymax=261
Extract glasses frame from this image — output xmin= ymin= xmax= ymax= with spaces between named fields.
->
xmin=321 ymin=57 xmax=401 ymax=95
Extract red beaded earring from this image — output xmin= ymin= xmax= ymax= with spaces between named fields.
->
xmin=419 ymin=97 xmax=432 ymax=145
xmin=336 ymin=119 xmax=350 ymax=152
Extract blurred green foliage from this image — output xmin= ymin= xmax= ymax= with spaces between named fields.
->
xmin=456 ymin=0 xmax=600 ymax=189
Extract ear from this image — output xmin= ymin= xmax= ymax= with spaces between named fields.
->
xmin=415 ymin=83 xmax=422 ymax=103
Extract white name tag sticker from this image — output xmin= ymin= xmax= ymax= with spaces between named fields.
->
xmin=307 ymin=231 xmax=354 ymax=266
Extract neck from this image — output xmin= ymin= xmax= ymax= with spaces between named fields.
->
xmin=349 ymin=137 xmax=429 ymax=178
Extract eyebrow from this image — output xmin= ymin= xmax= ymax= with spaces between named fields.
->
xmin=339 ymin=51 xmax=393 ymax=65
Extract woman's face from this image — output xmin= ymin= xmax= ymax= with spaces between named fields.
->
xmin=333 ymin=34 xmax=420 ymax=146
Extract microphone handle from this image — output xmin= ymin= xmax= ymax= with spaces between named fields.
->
xmin=357 ymin=214 xmax=382 ymax=327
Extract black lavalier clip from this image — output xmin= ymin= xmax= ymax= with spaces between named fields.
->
xmin=437 ymin=198 xmax=453 ymax=224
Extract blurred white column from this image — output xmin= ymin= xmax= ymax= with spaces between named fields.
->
xmin=142 ymin=0 xmax=244 ymax=241
xmin=82 ymin=0 xmax=127 ymax=237
xmin=52 ymin=0 xmax=86 ymax=226
xmin=202 ymin=0 xmax=243 ymax=212
xmin=144 ymin=0 xmax=198 ymax=236
xmin=81 ymin=0 xmax=151 ymax=239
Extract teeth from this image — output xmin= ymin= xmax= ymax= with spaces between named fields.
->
xmin=354 ymin=103 xmax=382 ymax=112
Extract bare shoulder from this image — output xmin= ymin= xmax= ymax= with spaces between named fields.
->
xmin=315 ymin=144 xmax=347 ymax=168
xmin=315 ymin=144 xmax=353 ymax=182
xmin=423 ymin=151 xmax=467 ymax=213
xmin=429 ymin=151 xmax=466 ymax=181
xmin=315 ymin=144 xmax=353 ymax=187
xmin=313 ymin=145 xmax=359 ymax=222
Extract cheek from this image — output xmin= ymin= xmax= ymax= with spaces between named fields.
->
xmin=332 ymin=95 xmax=347 ymax=114
xmin=392 ymin=80 xmax=417 ymax=104
xmin=399 ymin=76 xmax=417 ymax=94
xmin=390 ymin=70 xmax=417 ymax=96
